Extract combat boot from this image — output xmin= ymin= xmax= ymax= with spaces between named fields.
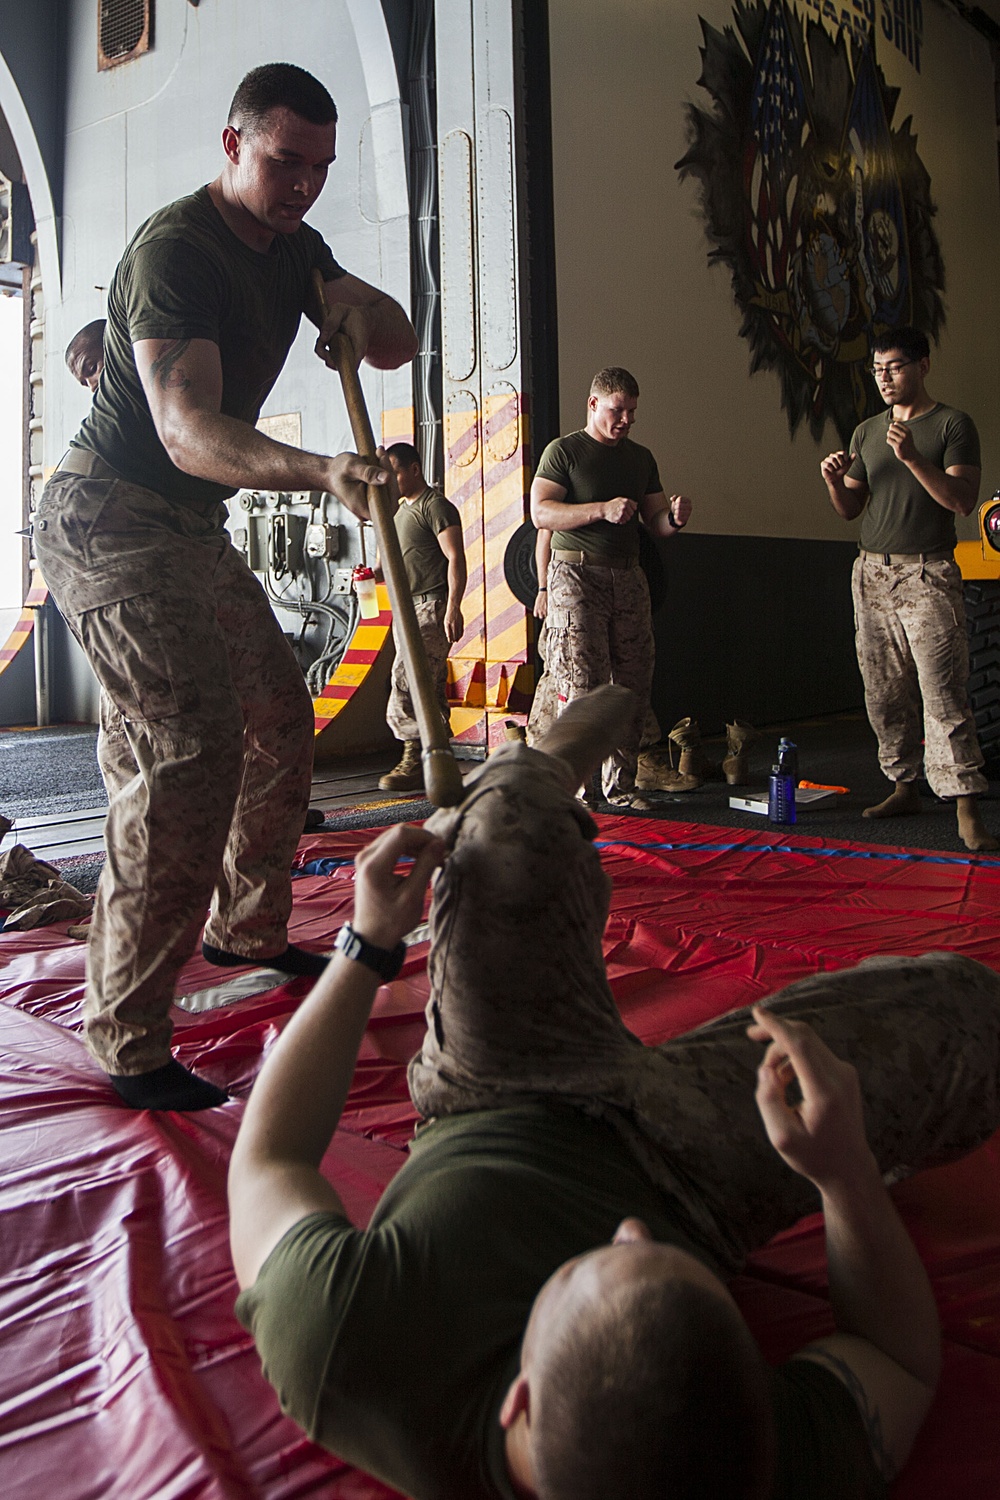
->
xmin=721 ymin=720 xmax=759 ymax=786
xmin=636 ymin=746 xmax=700 ymax=793
xmin=667 ymin=716 xmax=708 ymax=783
xmin=379 ymin=740 xmax=424 ymax=792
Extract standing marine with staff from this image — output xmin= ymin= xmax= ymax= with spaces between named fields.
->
xmin=34 ymin=63 xmax=417 ymax=1112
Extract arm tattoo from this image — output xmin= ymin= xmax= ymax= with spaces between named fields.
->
xmin=149 ymin=339 xmax=192 ymax=393
xmin=795 ymin=1350 xmax=896 ymax=1480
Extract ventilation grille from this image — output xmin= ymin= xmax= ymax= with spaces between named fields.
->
xmin=98 ymin=0 xmax=153 ymax=70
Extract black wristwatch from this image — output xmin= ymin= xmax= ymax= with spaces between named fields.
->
xmin=334 ymin=922 xmax=406 ymax=981
xmin=668 ymin=511 xmax=687 ymax=530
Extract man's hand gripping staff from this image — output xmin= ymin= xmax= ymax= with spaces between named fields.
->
xmin=312 ymin=269 xmax=464 ymax=808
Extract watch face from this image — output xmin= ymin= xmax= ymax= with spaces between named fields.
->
xmin=336 ymin=925 xmax=361 ymax=962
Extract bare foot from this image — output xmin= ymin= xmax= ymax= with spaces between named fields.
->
xmin=863 ymin=782 xmax=922 ymax=819
xmin=535 ymin=685 xmax=635 ymax=791
xmin=956 ymin=796 xmax=999 ymax=852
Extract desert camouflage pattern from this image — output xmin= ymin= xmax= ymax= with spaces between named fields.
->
xmin=853 ymin=554 xmax=987 ymax=797
xmin=34 ymin=470 xmax=314 ymax=1074
xmin=528 ymin=622 xmax=661 ymax=753
xmin=525 ymin=665 xmax=560 ymax=746
xmin=0 ymin=844 xmax=91 ymax=930
xmin=410 ymin=741 xmax=1000 ymax=1272
xmin=386 ymin=597 xmax=451 ymax=743
xmin=525 ymin=620 xmax=562 ymax=746
xmin=545 ymin=559 xmax=654 ymax=796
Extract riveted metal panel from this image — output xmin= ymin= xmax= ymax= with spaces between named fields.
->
xmin=446 ymin=388 xmax=480 ymax=467
xmin=483 ymin=380 xmax=518 ymax=463
xmin=440 ymin=129 xmax=477 ymax=383
xmin=478 ymin=108 xmax=516 ymax=372
xmin=434 ymin=0 xmax=535 ymax=728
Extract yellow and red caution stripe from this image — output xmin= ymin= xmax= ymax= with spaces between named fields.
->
xmin=446 ymin=385 xmax=534 ymax=746
xmin=312 ymin=393 xmax=536 ymax=748
xmin=311 ymin=405 xmax=408 ymax=736
xmin=312 ymin=583 xmax=393 ymax=735
xmin=0 ymin=581 xmax=48 ymax=679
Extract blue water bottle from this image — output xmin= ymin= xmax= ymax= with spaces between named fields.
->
xmin=768 ymin=762 xmax=796 ymax=825
xmin=777 ymin=737 xmax=799 ymax=786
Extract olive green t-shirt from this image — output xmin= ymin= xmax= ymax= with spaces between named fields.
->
xmin=847 ymin=403 xmax=980 ymax=554
xmin=236 ymin=1102 xmax=885 ymax=1500
xmin=535 ymin=429 xmax=662 ymax=560
xmin=394 ymin=487 xmax=462 ymax=597
xmin=74 ymin=186 xmax=344 ymax=511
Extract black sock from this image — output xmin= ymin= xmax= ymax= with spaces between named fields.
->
xmin=202 ymin=940 xmax=329 ymax=978
xmin=109 ymin=1060 xmax=228 ymax=1112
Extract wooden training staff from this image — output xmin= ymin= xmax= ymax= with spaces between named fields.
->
xmin=312 ymin=269 xmax=464 ymax=807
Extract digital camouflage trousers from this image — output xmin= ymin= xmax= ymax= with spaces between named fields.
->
xmin=34 ymin=464 xmax=314 ymax=1074
xmin=386 ymin=597 xmax=451 ymax=743
xmin=545 ymin=559 xmax=654 ymax=796
xmin=853 ymin=554 xmax=987 ymax=798
xmin=527 ymin=620 xmax=661 ymax=749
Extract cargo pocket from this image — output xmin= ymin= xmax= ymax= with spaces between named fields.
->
xmin=72 ymin=588 xmax=221 ymax=723
xmin=923 ymin=561 xmax=964 ymax=633
xmin=540 ymin=608 xmax=569 ymax=684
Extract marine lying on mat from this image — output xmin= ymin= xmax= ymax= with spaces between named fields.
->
xmin=229 ymin=685 xmax=1000 ymax=1500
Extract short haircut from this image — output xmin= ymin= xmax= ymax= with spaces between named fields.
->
xmin=532 ymin=1276 xmax=773 ymax=1500
xmin=228 ymin=64 xmax=338 ymax=136
xmin=590 ymin=366 xmax=639 ymax=400
xmin=65 ymin=319 xmax=106 ymax=369
xmin=873 ymin=326 xmax=930 ymax=363
xmin=385 ymin=442 xmax=422 ymax=469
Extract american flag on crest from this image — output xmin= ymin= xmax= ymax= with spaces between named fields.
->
xmin=751 ymin=0 xmax=807 ymax=186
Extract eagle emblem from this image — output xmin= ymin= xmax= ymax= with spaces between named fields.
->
xmin=677 ymin=0 xmax=944 ymax=445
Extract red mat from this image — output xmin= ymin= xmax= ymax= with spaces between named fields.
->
xmin=1 ymin=817 xmax=999 ymax=1499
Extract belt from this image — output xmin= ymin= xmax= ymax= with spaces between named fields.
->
xmin=859 ymin=548 xmax=954 ymax=564
xmin=412 ymin=590 xmax=446 ymax=604
xmin=552 ymin=549 xmax=637 ymax=569
xmin=55 ymin=448 xmax=124 ymax=483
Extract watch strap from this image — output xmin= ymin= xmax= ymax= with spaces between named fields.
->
xmin=334 ymin=922 xmax=406 ymax=981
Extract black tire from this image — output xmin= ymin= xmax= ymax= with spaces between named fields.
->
xmin=965 ymin=578 xmax=1000 ymax=774
xmin=504 ymin=520 xmax=540 ymax=608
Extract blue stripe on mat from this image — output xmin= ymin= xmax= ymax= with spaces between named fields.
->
xmin=296 ymin=856 xmax=357 ymax=876
xmin=593 ymin=838 xmax=1000 ymax=870
xmin=295 ymin=841 xmax=1000 ymax=878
